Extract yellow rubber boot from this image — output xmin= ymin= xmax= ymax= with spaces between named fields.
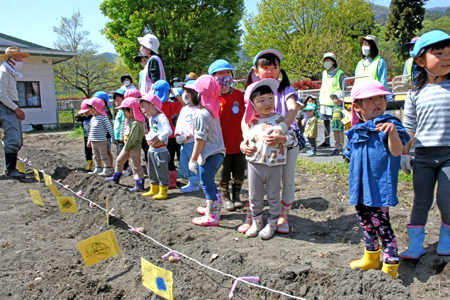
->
xmin=382 ymin=262 xmax=400 ymax=279
xmin=86 ymin=160 xmax=93 ymax=171
xmin=350 ymin=248 xmax=381 ymax=271
xmin=153 ymin=186 xmax=168 ymax=200
xmin=142 ymin=185 xmax=160 ymax=197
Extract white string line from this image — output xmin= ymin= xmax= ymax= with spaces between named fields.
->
xmin=28 ymin=163 xmax=309 ymax=300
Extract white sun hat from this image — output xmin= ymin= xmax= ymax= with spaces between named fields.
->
xmin=137 ymin=34 xmax=160 ymax=54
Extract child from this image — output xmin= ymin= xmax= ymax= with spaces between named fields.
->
xmin=331 ymin=91 xmax=345 ymax=155
xmin=301 ymin=95 xmax=317 ymax=129
xmin=174 ymin=80 xmax=201 ymax=192
xmin=400 ymin=30 xmax=450 ymax=259
xmin=242 ymin=49 xmax=305 ymax=234
xmin=86 ymin=97 xmax=115 ymax=176
xmin=303 ymin=103 xmax=318 ymax=157
xmin=106 ymin=97 xmax=145 ymax=191
xmin=241 ymin=78 xmax=298 ymax=239
xmin=139 ymin=94 xmax=172 ymax=200
xmin=153 ymin=80 xmax=182 ymax=188
xmin=113 ymin=89 xmax=132 ymax=177
xmin=93 ymin=91 xmax=115 ymax=166
xmin=209 ymin=59 xmax=247 ymax=211
xmin=75 ymin=99 xmax=93 ymax=171
xmin=134 ymin=54 xmax=149 ymax=95
xmin=186 ymin=75 xmax=226 ymax=226
xmin=346 ymin=78 xmax=410 ymax=280
xmin=137 ymin=34 xmax=166 ymax=95
xmin=120 ymin=74 xmax=137 ymax=91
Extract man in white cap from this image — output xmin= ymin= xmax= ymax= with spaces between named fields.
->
xmin=0 ymin=46 xmax=30 ymax=178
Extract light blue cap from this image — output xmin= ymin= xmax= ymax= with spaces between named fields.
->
xmin=93 ymin=91 xmax=112 ymax=107
xmin=208 ymin=59 xmax=235 ymax=75
xmin=151 ymin=80 xmax=171 ymax=103
xmin=413 ymin=30 xmax=450 ymax=57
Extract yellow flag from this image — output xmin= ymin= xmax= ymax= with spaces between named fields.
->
xmin=29 ymin=189 xmax=44 ymax=206
xmin=17 ymin=162 xmax=25 ymax=173
xmin=141 ymin=257 xmax=174 ymax=300
xmin=56 ymin=196 xmax=78 ymax=213
xmin=48 ymin=185 xmax=62 ymax=196
xmin=77 ymin=230 xmax=121 ymax=267
xmin=43 ymin=174 xmax=52 ymax=186
xmin=34 ymin=169 xmax=40 ymax=181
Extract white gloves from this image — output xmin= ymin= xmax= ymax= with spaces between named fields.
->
xmin=189 ymin=159 xmax=198 ymax=174
xmin=401 ymin=154 xmax=412 ymax=175
xmin=176 ymin=134 xmax=187 ymax=144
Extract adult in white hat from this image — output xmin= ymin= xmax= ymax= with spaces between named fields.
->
xmin=317 ymin=52 xmax=345 ymax=148
xmin=0 ymin=46 xmax=30 ymax=178
xmin=355 ymin=35 xmax=388 ymax=90
xmin=137 ymin=34 xmax=166 ymax=95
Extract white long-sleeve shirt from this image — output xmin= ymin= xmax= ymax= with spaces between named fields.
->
xmin=0 ymin=65 xmax=19 ymax=110
xmin=146 ymin=113 xmax=172 ymax=145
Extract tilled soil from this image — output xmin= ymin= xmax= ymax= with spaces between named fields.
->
xmin=0 ymin=133 xmax=449 ymax=299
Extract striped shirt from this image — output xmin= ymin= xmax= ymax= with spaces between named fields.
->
xmin=88 ymin=115 xmax=114 ymax=142
xmin=403 ymin=80 xmax=450 ymax=148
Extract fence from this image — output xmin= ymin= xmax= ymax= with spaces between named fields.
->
xmin=297 ymin=89 xmax=321 ymax=100
xmin=57 ymin=99 xmax=84 ymax=111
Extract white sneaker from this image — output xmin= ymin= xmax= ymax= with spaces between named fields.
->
xmin=99 ymin=167 xmax=114 ymax=176
xmin=122 ymin=166 xmax=133 ymax=177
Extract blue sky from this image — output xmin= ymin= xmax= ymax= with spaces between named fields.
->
xmin=1 ymin=0 xmax=445 ymax=54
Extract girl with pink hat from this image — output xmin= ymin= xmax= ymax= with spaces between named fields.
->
xmin=242 ymin=49 xmax=306 ymax=234
xmin=346 ymin=78 xmax=410 ymax=279
xmin=86 ymin=98 xmax=115 ymax=176
xmin=105 ymin=98 xmax=146 ymax=192
xmin=186 ymin=75 xmax=226 ymax=227
xmin=139 ymin=94 xmax=173 ymax=200
xmin=75 ymin=99 xmax=93 ymax=172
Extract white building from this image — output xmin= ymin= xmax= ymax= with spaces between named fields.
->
xmin=0 ymin=33 xmax=76 ymax=131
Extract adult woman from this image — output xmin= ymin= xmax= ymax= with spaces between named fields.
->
xmin=355 ymin=35 xmax=388 ymax=90
xmin=137 ymin=34 xmax=166 ymax=95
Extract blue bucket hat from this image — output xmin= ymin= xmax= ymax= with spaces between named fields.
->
xmin=413 ymin=30 xmax=450 ymax=57
xmin=208 ymin=59 xmax=235 ymax=75
xmin=152 ymin=80 xmax=171 ymax=103
xmin=93 ymin=91 xmax=112 ymax=108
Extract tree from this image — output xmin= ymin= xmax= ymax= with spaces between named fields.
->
xmin=385 ymin=0 xmax=427 ymax=59
xmin=53 ymin=11 xmax=117 ymax=98
xmin=100 ymin=0 xmax=244 ymax=80
xmin=242 ymin=0 xmax=375 ymax=80
xmin=420 ymin=16 xmax=450 ymax=35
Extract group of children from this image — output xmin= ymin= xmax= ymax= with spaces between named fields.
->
xmin=73 ymin=30 xmax=450 ymax=279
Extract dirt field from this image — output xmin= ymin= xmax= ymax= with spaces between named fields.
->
xmin=0 ymin=133 xmax=449 ymax=299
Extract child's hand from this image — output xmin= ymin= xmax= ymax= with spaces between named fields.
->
xmin=376 ymin=123 xmax=397 ymax=134
xmin=301 ymin=119 xmax=306 ymax=126
xmin=241 ymin=138 xmax=255 ymax=157
xmin=87 ymin=140 xmax=91 ymax=148
xmin=147 ymin=141 xmax=153 ymax=146
xmin=266 ymin=131 xmax=287 ymax=146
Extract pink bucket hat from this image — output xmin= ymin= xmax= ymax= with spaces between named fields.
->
xmin=350 ymin=78 xmax=391 ymax=126
xmin=184 ymin=75 xmax=221 ymax=119
xmin=124 ymin=89 xmax=142 ymax=99
xmin=86 ymin=97 xmax=106 ymax=116
xmin=78 ymin=99 xmax=90 ymax=114
xmin=243 ymin=78 xmax=279 ymax=124
xmin=116 ymin=97 xmax=144 ymax=122
xmin=141 ymin=94 xmax=163 ymax=113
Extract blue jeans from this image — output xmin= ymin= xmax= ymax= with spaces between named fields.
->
xmin=179 ymin=142 xmax=197 ymax=178
xmin=199 ymin=153 xmax=224 ymax=200
xmin=0 ymin=102 xmax=22 ymax=154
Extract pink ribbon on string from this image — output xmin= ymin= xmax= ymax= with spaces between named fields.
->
xmin=128 ymin=227 xmax=140 ymax=232
xmin=76 ymin=190 xmax=85 ymax=197
xmin=89 ymin=201 xmax=96 ymax=208
xmin=161 ymin=250 xmax=180 ymax=260
xmin=23 ymin=158 xmax=27 ymax=162
xmin=106 ymin=207 xmax=115 ymax=216
xmin=27 ymin=161 xmax=32 ymax=166
xmin=39 ymin=170 xmax=45 ymax=173
xmin=228 ymin=277 xmax=259 ymax=299
xmin=18 ymin=157 xmax=23 ymax=161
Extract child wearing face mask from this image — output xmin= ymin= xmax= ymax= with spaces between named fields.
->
xmin=355 ymin=35 xmax=388 ymax=90
xmin=318 ymin=53 xmax=345 ymax=148
xmin=208 ymin=59 xmax=247 ymax=211
xmin=346 ymin=78 xmax=410 ymax=279
xmin=120 ymin=74 xmax=137 ymax=90
xmin=174 ymin=80 xmax=201 ymax=192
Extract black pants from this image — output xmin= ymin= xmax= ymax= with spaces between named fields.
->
xmin=167 ymin=137 xmax=180 ymax=171
xmin=141 ymin=136 xmax=149 ymax=163
xmin=84 ymin=137 xmax=92 ymax=161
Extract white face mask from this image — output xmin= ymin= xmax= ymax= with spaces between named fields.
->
xmin=123 ymin=80 xmax=131 ymax=87
xmin=173 ymin=82 xmax=179 ymax=87
xmin=362 ymin=46 xmax=370 ymax=56
xmin=182 ymin=94 xmax=190 ymax=104
xmin=410 ymin=51 xmax=414 ymax=57
xmin=11 ymin=59 xmax=22 ymax=71
xmin=323 ymin=61 xmax=332 ymax=70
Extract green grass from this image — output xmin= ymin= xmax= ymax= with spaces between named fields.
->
xmin=59 ymin=111 xmax=74 ymax=123
xmin=66 ymin=126 xmax=84 ymax=139
xmin=296 ymin=157 xmax=413 ymax=183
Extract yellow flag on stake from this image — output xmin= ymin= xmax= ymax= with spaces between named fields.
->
xmin=141 ymin=257 xmax=174 ymax=300
xmin=34 ymin=169 xmax=40 ymax=181
xmin=56 ymin=196 xmax=78 ymax=213
xmin=17 ymin=162 xmax=25 ymax=173
xmin=77 ymin=230 xmax=120 ymax=267
xmin=48 ymin=185 xmax=62 ymax=196
xmin=29 ymin=189 xmax=44 ymax=206
xmin=43 ymin=174 xmax=52 ymax=186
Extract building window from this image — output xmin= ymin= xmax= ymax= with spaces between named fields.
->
xmin=17 ymin=81 xmax=41 ymax=108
